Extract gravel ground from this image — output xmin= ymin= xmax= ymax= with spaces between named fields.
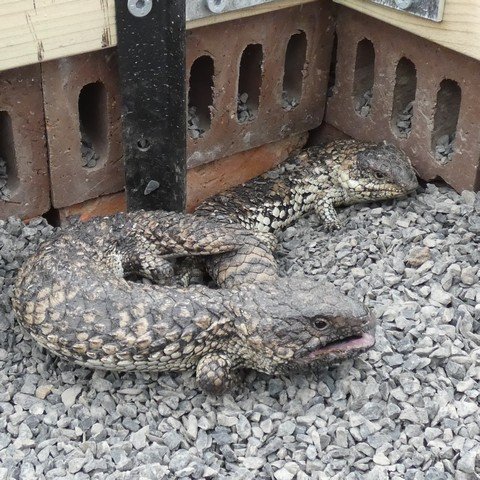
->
xmin=0 ymin=156 xmax=10 ymax=201
xmin=394 ymin=102 xmax=413 ymax=139
xmin=356 ymin=89 xmax=373 ymax=118
xmin=80 ymin=134 xmax=99 ymax=169
xmin=435 ymin=135 xmax=456 ymax=166
xmin=0 ymin=183 xmax=479 ymax=479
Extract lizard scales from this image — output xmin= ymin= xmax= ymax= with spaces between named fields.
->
xmin=12 ymin=210 xmax=374 ymax=394
xmin=197 ymin=139 xmax=418 ymax=233
xmin=12 ymin=140 xmax=417 ymax=393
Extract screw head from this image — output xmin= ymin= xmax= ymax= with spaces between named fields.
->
xmin=206 ymin=0 xmax=227 ymax=14
xmin=127 ymin=0 xmax=153 ymax=17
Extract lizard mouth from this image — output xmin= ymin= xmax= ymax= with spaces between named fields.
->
xmin=296 ymin=329 xmax=376 ymax=366
xmin=309 ymin=331 xmax=375 ymax=357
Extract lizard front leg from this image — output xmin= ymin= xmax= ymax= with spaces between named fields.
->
xmin=196 ymin=352 xmax=234 ymax=395
xmin=314 ymin=196 xmax=342 ymax=231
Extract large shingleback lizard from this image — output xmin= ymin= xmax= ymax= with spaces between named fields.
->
xmin=196 ymin=139 xmax=418 ymax=234
xmin=12 ymin=210 xmax=375 ymax=394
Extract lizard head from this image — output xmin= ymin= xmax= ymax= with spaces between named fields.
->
xmin=235 ymin=277 xmax=375 ymax=374
xmin=340 ymin=141 xmax=418 ymax=202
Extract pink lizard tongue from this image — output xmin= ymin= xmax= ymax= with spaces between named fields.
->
xmin=308 ymin=331 xmax=375 ymax=359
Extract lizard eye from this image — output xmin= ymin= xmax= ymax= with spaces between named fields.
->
xmin=373 ymin=171 xmax=386 ymax=180
xmin=313 ymin=319 xmax=328 ymax=331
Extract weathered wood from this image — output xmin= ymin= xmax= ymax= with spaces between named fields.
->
xmin=1 ymin=0 xmax=479 ymax=72
xmin=0 ymin=0 xmax=317 ymax=72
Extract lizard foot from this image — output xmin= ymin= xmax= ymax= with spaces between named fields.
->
xmin=322 ymin=220 xmax=342 ymax=232
xmin=196 ymin=353 xmax=233 ymax=395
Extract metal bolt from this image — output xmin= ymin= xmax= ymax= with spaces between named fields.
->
xmin=127 ymin=0 xmax=153 ymax=17
xmin=137 ymin=137 xmax=151 ymax=152
xmin=206 ymin=0 xmax=227 ymax=14
xmin=394 ymin=0 xmax=413 ymax=9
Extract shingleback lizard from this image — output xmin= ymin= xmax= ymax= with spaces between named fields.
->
xmin=11 ymin=140 xmax=417 ymax=393
xmin=12 ymin=210 xmax=374 ymax=394
xmin=196 ymin=139 xmax=419 ymax=235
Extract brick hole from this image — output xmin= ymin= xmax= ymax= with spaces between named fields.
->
xmin=327 ymin=32 xmax=338 ymax=98
xmin=237 ymin=44 xmax=263 ymax=123
xmin=353 ymin=39 xmax=375 ymax=117
xmin=391 ymin=57 xmax=417 ymax=139
xmin=282 ymin=30 xmax=307 ymax=111
xmin=188 ymin=55 xmax=214 ymax=139
xmin=0 ymin=111 xmax=18 ymax=200
xmin=432 ymin=79 xmax=461 ymax=165
xmin=78 ymin=82 xmax=108 ymax=169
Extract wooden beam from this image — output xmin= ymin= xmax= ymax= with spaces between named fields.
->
xmin=0 ymin=0 xmax=318 ymax=72
xmin=334 ymin=0 xmax=480 ymax=62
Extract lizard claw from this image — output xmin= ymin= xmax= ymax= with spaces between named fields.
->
xmin=323 ymin=221 xmax=342 ymax=232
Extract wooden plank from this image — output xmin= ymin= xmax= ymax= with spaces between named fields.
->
xmin=0 ymin=0 xmax=318 ymax=72
xmin=334 ymin=0 xmax=480 ymax=61
xmin=0 ymin=0 xmax=117 ymax=71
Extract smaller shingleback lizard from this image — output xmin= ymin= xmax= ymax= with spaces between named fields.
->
xmin=12 ymin=210 xmax=375 ymax=394
xmin=196 ymin=139 xmax=419 ymax=235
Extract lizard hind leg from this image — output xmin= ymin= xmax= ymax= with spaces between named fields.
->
xmin=196 ymin=353 xmax=234 ymax=395
xmin=124 ymin=246 xmax=176 ymax=285
xmin=254 ymin=231 xmax=278 ymax=251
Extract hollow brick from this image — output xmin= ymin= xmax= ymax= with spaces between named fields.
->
xmin=0 ymin=64 xmax=50 ymax=220
xmin=186 ymin=2 xmax=335 ymax=168
xmin=326 ymin=7 xmax=480 ymax=192
xmin=43 ymin=49 xmax=124 ymax=208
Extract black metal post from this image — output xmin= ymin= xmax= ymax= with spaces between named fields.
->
xmin=115 ymin=0 xmax=186 ymax=212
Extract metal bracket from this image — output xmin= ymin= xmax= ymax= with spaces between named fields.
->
xmin=363 ymin=0 xmax=445 ymax=22
xmin=115 ymin=0 xmax=186 ymax=212
xmin=187 ymin=0 xmax=280 ymax=22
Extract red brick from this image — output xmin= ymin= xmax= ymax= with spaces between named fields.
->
xmin=57 ymin=133 xmax=307 ymax=223
xmin=58 ymin=191 xmax=127 ymax=223
xmin=0 ymin=65 xmax=50 ymax=220
xmin=43 ymin=49 xmax=124 ymax=208
xmin=186 ymin=2 xmax=334 ymax=168
xmin=186 ymin=132 xmax=307 ymax=211
xmin=43 ymin=4 xmax=334 ymax=210
xmin=326 ymin=7 xmax=480 ymax=192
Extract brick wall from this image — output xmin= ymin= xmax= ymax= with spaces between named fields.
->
xmin=326 ymin=6 xmax=480 ymax=192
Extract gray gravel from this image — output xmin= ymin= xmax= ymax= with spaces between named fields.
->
xmin=435 ymin=134 xmax=456 ymax=165
xmin=356 ymin=89 xmax=373 ymax=118
xmin=237 ymin=93 xmax=256 ymax=124
xmin=394 ymin=101 xmax=413 ymax=138
xmin=188 ymin=106 xmax=206 ymax=140
xmin=282 ymin=92 xmax=299 ymax=112
xmin=80 ymin=134 xmax=100 ymax=169
xmin=1 ymin=183 xmax=479 ymax=479
xmin=0 ymin=156 xmax=10 ymax=201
